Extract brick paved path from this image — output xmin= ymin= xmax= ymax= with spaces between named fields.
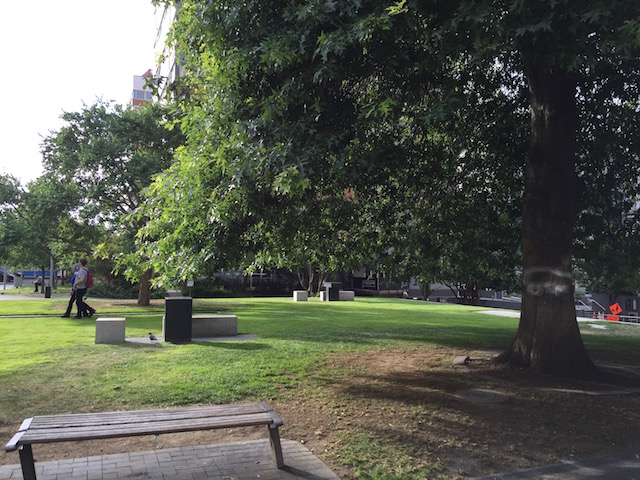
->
xmin=0 ymin=439 xmax=341 ymax=480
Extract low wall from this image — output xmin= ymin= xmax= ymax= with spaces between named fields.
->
xmin=339 ymin=290 xmax=355 ymax=301
xmin=293 ymin=290 xmax=308 ymax=302
xmin=192 ymin=315 xmax=238 ymax=337
xmin=95 ymin=317 xmax=126 ymax=344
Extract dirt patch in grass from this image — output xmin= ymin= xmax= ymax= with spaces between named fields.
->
xmin=2 ymin=346 xmax=640 ymax=479
xmin=279 ymin=346 xmax=640 ymax=479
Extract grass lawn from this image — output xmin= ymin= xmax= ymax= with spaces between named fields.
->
xmin=1 ymin=296 xmax=639 ymax=479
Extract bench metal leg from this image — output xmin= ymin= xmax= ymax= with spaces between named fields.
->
xmin=268 ymin=425 xmax=284 ymax=468
xmin=18 ymin=445 xmax=37 ymax=480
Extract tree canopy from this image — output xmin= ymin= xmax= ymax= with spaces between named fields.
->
xmin=143 ymin=0 xmax=640 ymax=376
xmin=41 ymin=100 xmax=185 ymax=304
xmin=0 ymin=172 xmax=88 ymax=284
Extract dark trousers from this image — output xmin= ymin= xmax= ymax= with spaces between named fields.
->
xmin=64 ymin=291 xmax=77 ymax=316
xmin=75 ymin=288 xmax=92 ymax=318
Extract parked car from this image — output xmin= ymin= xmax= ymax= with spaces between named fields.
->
xmin=0 ymin=271 xmax=14 ymax=282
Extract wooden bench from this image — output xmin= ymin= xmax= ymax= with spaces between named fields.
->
xmin=5 ymin=401 xmax=284 ymax=480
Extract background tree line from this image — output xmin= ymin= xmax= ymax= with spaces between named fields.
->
xmin=0 ymin=101 xmax=184 ymax=305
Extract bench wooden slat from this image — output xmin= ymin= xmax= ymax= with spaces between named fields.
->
xmin=28 ymin=403 xmax=264 ymax=424
xmin=20 ymin=412 xmax=274 ymax=444
xmin=27 ymin=403 xmax=267 ymax=428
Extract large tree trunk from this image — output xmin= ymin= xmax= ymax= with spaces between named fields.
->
xmin=499 ymin=51 xmax=596 ymax=378
xmin=137 ymin=269 xmax=152 ymax=307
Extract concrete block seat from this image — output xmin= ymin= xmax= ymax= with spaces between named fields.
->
xmin=95 ymin=317 xmax=126 ymax=344
xmin=293 ymin=290 xmax=308 ymax=302
xmin=339 ymin=290 xmax=355 ymax=301
xmin=320 ymin=290 xmax=355 ymax=301
xmin=192 ymin=314 xmax=238 ymax=337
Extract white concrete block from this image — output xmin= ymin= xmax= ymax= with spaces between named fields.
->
xmin=293 ymin=290 xmax=308 ymax=302
xmin=192 ymin=315 xmax=238 ymax=337
xmin=339 ymin=290 xmax=355 ymax=301
xmin=95 ymin=317 xmax=126 ymax=344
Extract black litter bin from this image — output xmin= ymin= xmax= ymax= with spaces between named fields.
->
xmin=163 ymin=296 xmax=192 ymax=342
xmin=44 ymin=286 xmax=51 ymax=298
xmin=324 ymin=282 xmax=341 ymax=301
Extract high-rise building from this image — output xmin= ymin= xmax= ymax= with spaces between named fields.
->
xmin=131 ymin=69 xmax=154 ymax=106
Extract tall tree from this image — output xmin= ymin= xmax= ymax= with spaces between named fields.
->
xmin=478 ymin=2 xmax=639 ymax=376
xmin=158 ymin=0 xmax=639 ymax=377
xmin=0 ymin=174 xmax=23 ymax=267
xmin=0 ymin=174 xmax=84 ymax=289
xmin=41 ymin=100 xmax=184 ymax=305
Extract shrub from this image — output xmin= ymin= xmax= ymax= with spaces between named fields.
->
xmin=87 ymin=280 xmax=166 ymax=300
xmin=189 ymin=284 xmax=233 ymax=298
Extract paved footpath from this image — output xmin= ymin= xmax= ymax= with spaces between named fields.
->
xmin=470 ymin=449 xmax=640 ymax=480
xmin=0 ymin=439 xmax=341 ymax=480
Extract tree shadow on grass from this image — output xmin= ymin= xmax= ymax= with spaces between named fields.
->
xmin=255 ymin=323 xmax=515 ymax=351
xmin=317 ymin=351 xmax=640 ymax=476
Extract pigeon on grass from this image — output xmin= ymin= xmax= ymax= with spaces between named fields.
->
xmin=149 ymin=332 xmax=158 ymax=341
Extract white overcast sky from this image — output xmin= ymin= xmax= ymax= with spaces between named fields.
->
xmin=0 ymin=1 xmax=162 ymax=185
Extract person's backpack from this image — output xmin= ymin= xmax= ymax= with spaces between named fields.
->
xmin=86 ymin=270 xmax=94 ymax=289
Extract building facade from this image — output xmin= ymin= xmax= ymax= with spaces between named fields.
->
xmin=131 ymin=69 xmax=154 ymax=106
xmin=154 ymin=2 xmax=183 ymax=99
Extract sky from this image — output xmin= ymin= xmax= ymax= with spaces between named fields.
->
xmin=0 ymin=1 xmax=163 ymax=185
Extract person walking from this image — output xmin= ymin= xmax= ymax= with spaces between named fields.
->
xmin=33 ymin=275 xmax=42 ymax=293
xmin=74 ymin=258 xmax=95 ymax=319
xmin=61 ymin=265 xmax=82 ymax=318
